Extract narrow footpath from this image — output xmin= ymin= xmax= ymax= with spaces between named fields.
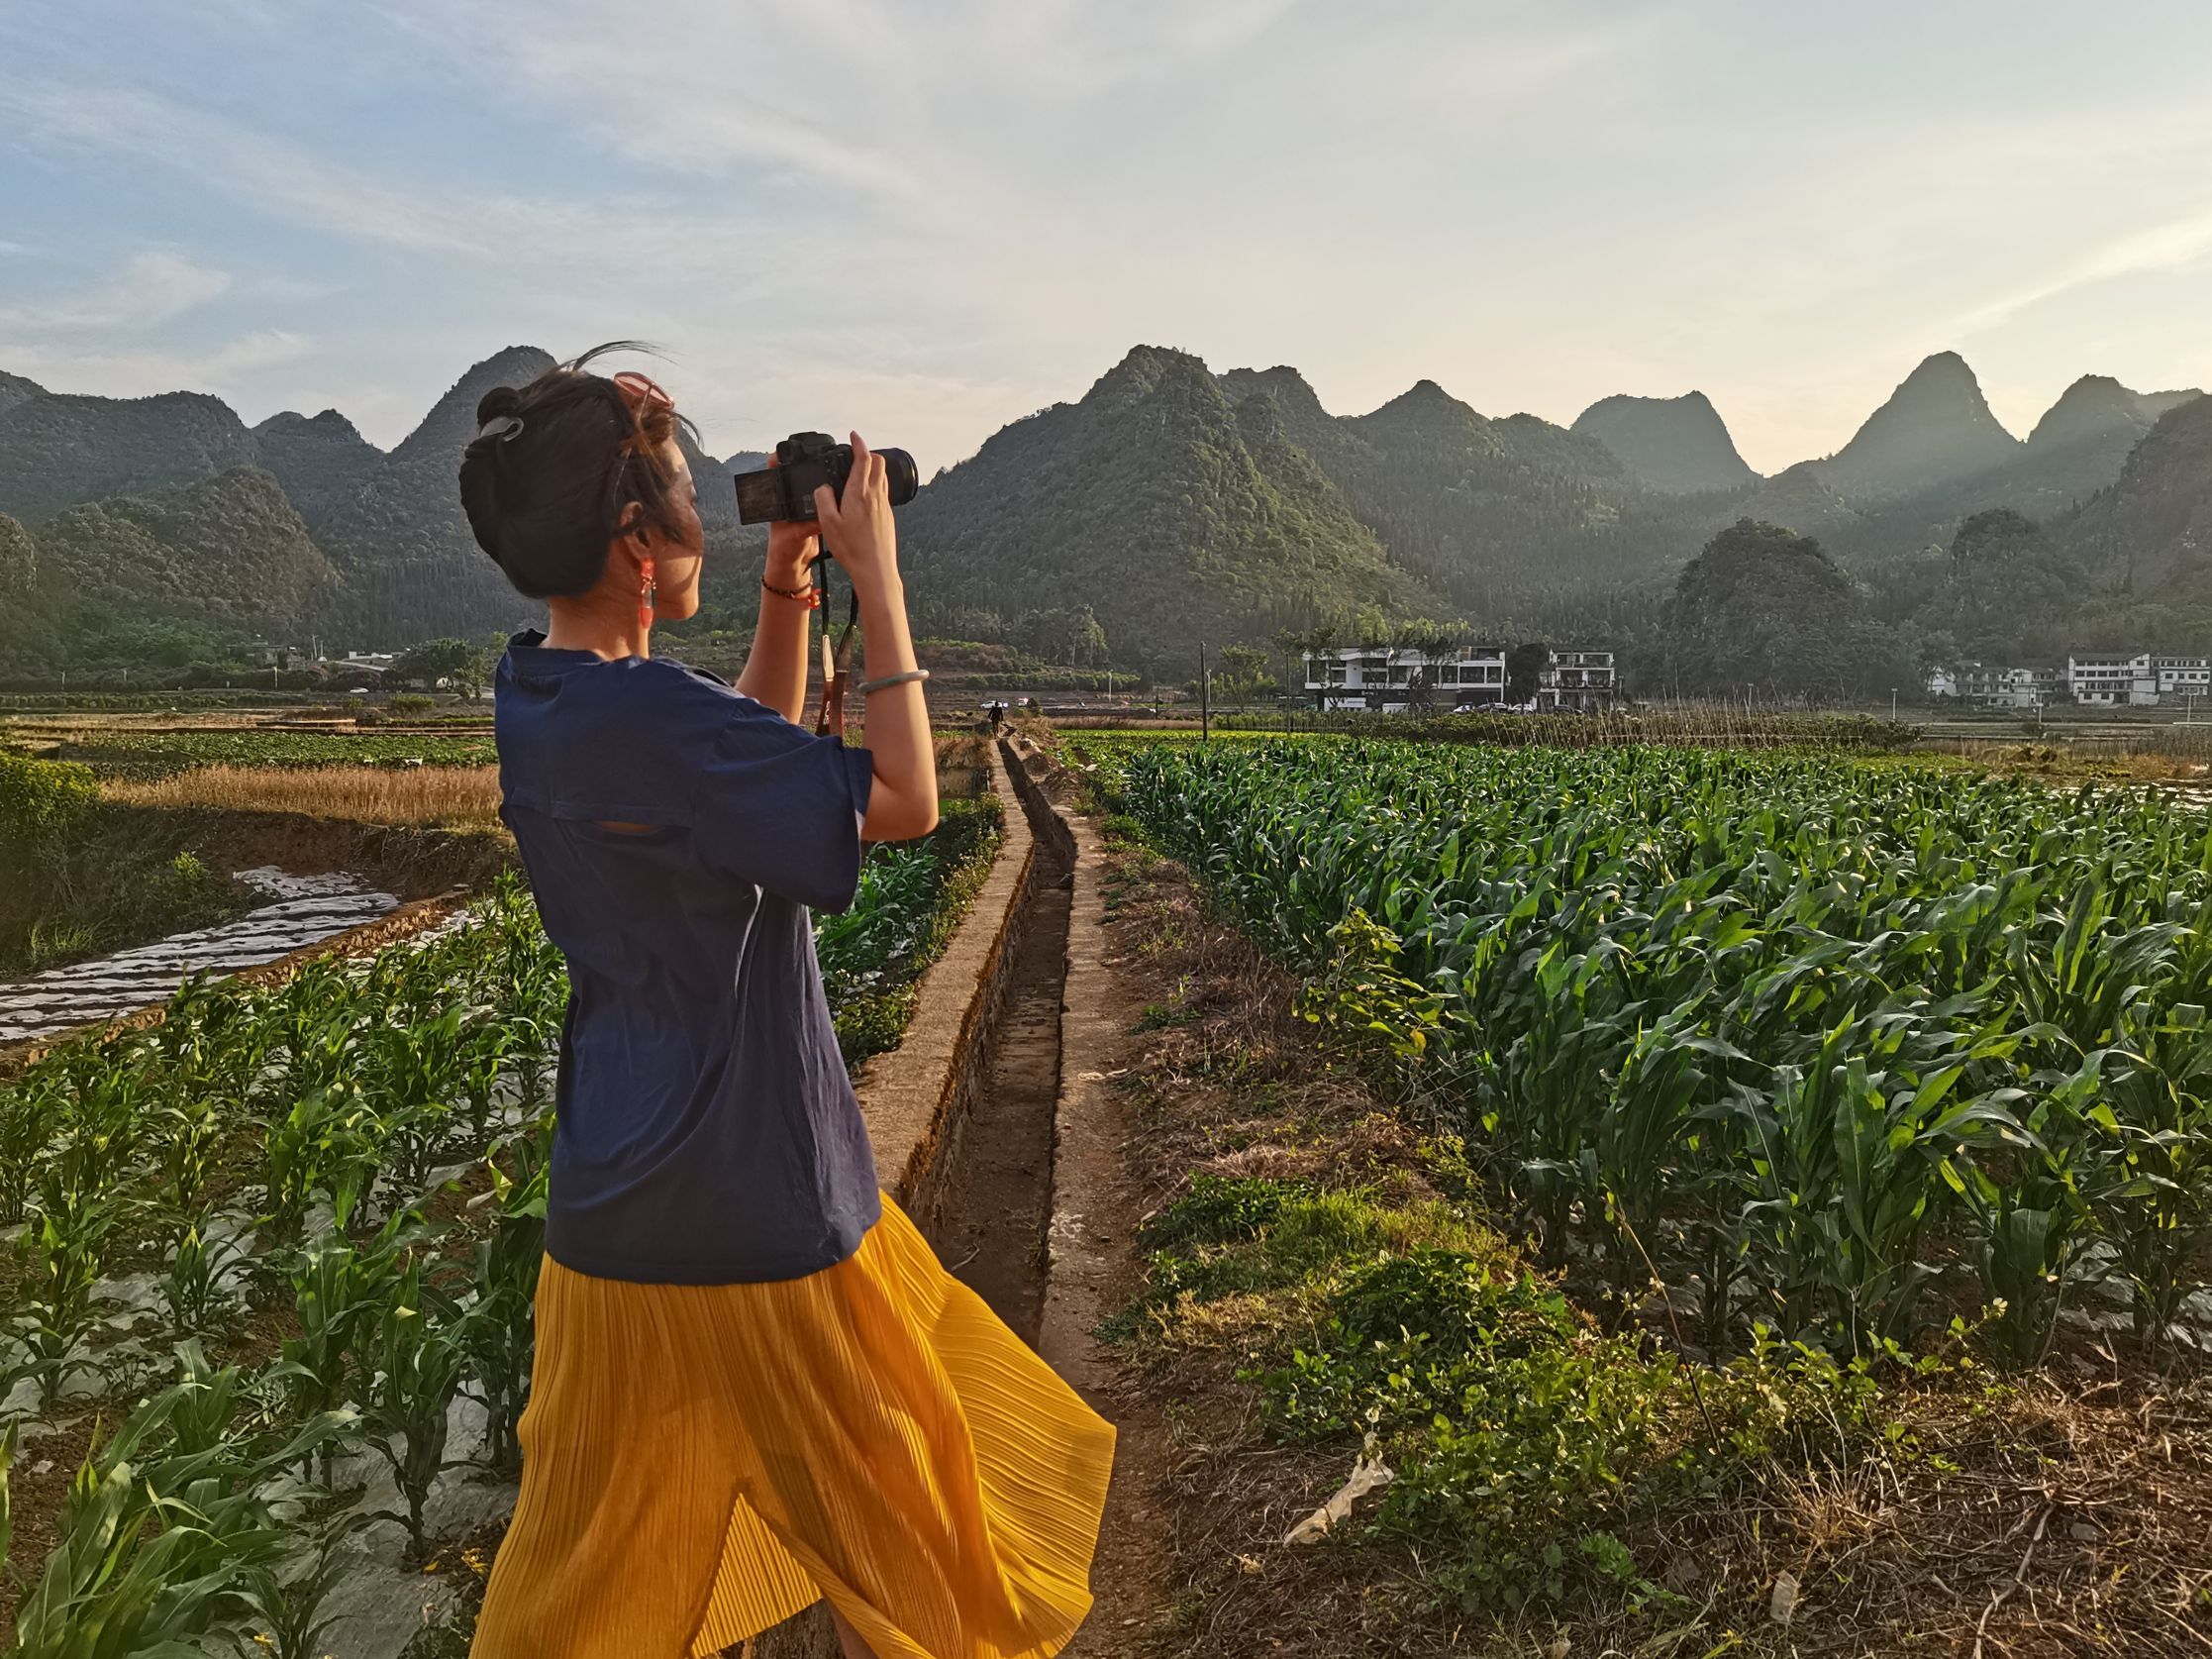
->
xmin=998 ymin=739 xmax=1176 ymax=1655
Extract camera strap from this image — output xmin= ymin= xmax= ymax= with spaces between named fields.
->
xmin=814 ymin=573 xmax=862 ymax=739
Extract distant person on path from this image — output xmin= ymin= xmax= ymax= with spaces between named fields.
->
xmin=458 ymin=346 xmax=1113 ymax=1659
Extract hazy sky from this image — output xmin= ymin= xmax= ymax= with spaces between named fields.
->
xmin=4 ymin=1 xmax=2210 ymax=475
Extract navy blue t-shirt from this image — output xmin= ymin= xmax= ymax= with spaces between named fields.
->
xmin=494 ymin=630 xmax=882 ymax=1284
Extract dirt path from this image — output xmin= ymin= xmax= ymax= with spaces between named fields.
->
xmin=1047 ymin=817 xmax=1178 ymax=1657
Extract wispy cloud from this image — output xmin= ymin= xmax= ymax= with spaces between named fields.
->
xmin=0 ymin=83 xmax=716 ymax=266
xmin=1950 ymin=202 xmax=2212 ymax=339
xmin=5 ymin=1 xmax=2212 ymax=470
xmin=0 ymin=330 xmax=313 ymax=397
xmin=0 ymin=250 xmax=232 ymax=332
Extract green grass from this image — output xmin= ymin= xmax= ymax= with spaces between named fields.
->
xmin=50 ymin=730 xmax=499 ymax=778
xmin=1108 ymin=1170 xmax=1927 ymax=1615
xmin=820 ymin=793 xmax=1003 ymax=1067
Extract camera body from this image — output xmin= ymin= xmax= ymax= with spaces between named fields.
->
xmin=732 ymin=432 xmax=920 ymax=526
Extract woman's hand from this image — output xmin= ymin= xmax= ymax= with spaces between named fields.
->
xmin=764 ymin=455 xmax=817 ymax=585
xmin=813 ymin=434 xmax=900 ymax=598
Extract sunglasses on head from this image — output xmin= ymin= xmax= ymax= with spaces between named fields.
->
xmin=613 ymin=370 xmax=673 ymax=412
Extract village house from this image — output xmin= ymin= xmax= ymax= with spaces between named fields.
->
xmin=1303 ymin=645 xmax=1617 ymax=713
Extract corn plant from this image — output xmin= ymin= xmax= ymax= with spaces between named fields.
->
xmin=1109 ymin=737 xmax=2212 ymax=1363
xmin=0 ymin=1074 xmax=63 ymax=1224
xmin=259 ymin=1082 xmax=384 ymax=1240
xmin=232 ymin=1527 xmax=355 ymax=1659
xmin=369 ymin=1005 xmax=468 ymax=1199
xmin=459 ymin=1119 xmax=552 ymax=1476
xmin=159 ymin=1215 xmax=255 ymax=1334
xmin=276 ymin=1207 xmax=422 ymax=1482
xmin=15 ymin=1179 xmax=124 ymax=1407
xmin=6 ymin=1382 xmax=293 ymax=1659
xmin=458 ymin=1012 xmax=514 ymax=1147
xmin=361 ymin=1255 xmax=469 ymax=1561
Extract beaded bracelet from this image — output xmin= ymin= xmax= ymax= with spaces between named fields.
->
xmin=762 ymin=577 xmax=820 ymax=609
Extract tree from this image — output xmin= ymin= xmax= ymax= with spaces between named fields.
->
xmin=1014 ymin=606 xmax=1109 ymax=668
xmin=0 ymin=516 xmax=34 ymax=597
xmin=1506 ymin=642 xmax=1550 ymax=705
xmin=1922 ymin=509 xmax=2084 ymax=664
xmin=1658 ymin=518 xmax=1905 ymax=703
xmin=390 ymin=638 xmax=496 ymax=698
xmin=1211 ymin=644 xmax=1277 ymax=704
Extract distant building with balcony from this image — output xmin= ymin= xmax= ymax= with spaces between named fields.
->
xmin=2069 ymin=653 xmax=2158 ymax=706
xmin=2157 ymin=656 xmax=2212 ymax=702
xmin=1303 ymin=645 xmax=1616 ymax=713
xmin=1928 ymin=662 xmax=2061 ymax=708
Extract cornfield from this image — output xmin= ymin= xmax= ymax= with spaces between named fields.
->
xmin=0 ymin=803 xmax=993 ymax=1645
xmin=1110 ymin=738 xmax=2212 ymax=1367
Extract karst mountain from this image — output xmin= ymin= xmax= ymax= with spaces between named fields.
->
xmin=0 ymin=341 xmax=2204 ymax=670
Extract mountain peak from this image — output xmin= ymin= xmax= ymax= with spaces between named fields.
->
xmin=2029 ymin=373 xmax=2205 ymax=450
xmin=0 ymin=369 xmax=46 ymax=420
xmin=1901 ymin=349 xmax=1977 ymax=385
xmin=1368 ymin=378 xmax=1480 ymax=426
xmin=389 ymin=346 xmax=558 ymax=464
xmin=1571 ymin=389 xmax=1758 ymax=494
xmin=1819 ymin=350 xmax=2019 ymax=500
xmin=1218 ymin=363 xmax=1324 ymax=411
xmin=254 ymin=407 xmax=372 ymax=447
xmin=1088 ymin=344 xmax=1212 ymax=407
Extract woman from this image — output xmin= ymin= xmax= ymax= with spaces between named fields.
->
xmin=458 ymin=346 xmax=1114 ymax=1659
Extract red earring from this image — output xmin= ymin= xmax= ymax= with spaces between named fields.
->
xmin=638 ymin=555 xmax=656 ymax=632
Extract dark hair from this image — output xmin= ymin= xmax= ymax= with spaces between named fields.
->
xmin=457 ymin=342 xmax=700 ymax=599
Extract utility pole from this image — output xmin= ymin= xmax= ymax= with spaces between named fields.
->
xmin=1199 ymin=640 xmax=1211 ymax=742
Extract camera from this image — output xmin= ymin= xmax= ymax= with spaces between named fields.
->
xmin=733 ymin=432 xmax=920 ymax=526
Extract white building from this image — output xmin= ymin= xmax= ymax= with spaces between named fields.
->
xmin=2157 ymin=656 xmax=2211 ymax=702
xmin=2069 ymin=653 xmax=2159 ymax=706
xmin=1303 ymin=645 xmax=1616 ymax=713
xmin=1930 ymin=663 xmax=2061 ymax=709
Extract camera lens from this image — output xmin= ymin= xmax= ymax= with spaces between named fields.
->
xmin=879 ymin=449 xmax=920 ymax=507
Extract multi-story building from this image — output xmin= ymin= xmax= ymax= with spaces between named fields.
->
xmin=1930 ymin=663 xmax=2061 ymax=708
xmin=1303 ymin=645 xmax=1616 ymax=712
xmin=2069 ymin=653 xmax=2159 ymax=706
xmin=2156 ymin=656 xmax=2212 ymax=701
xmin=1548 ymin=649 xmax=1616 ymax=714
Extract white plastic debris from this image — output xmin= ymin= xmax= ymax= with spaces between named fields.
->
xmin=1281 ymin=1454 xmax=1394 ymax=1544
xmin=1769 ymin=1569 xmax=1800 ymax=1626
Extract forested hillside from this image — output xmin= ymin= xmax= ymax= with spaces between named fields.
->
xmin=3 ymin=337 xmax=2209 ymax=690
xmin=31 ymin=467 xmax=339 ymax=630
xmin=251 ymin=408 xmax=383 ymax=529
xmin=302 ymin=346 xmax=555 ymax=644
xmin=0 ymin=389 xmax=263 ymax=525
xmin=897 ymin=346 xmax=1442 ymax=667
xmin=2062 ymin=392 xmax=2212 ymax=624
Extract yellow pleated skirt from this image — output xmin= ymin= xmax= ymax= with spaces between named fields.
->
xmin=470 ymin=1195 xmax=1116 ymax=1659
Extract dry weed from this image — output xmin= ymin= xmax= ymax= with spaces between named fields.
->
xmin=107 ymin=764 xmax=504 ymax=828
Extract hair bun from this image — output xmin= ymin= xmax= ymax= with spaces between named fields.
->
xmin=474 ymin=385 xmax=524 ymax=425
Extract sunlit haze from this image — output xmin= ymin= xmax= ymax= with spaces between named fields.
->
xmin=4 ymin=0 xmax=2210 ymax=472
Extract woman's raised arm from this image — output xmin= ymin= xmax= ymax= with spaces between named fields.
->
xmin=814 ymin=435 xmax=938 ymax=844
